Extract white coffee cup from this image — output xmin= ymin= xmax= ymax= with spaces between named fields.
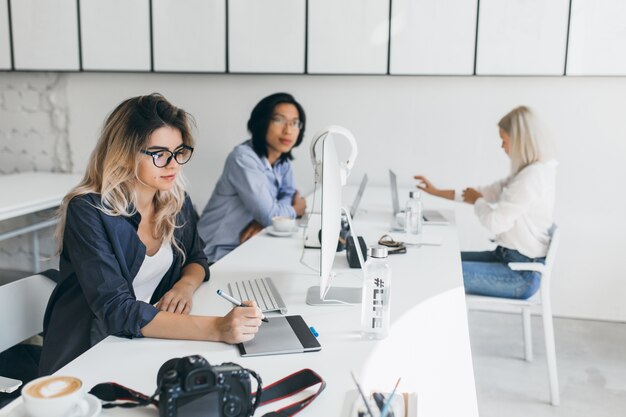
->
xmin=272 ymin=216 xmax=295 ymax=232
xmin=22 ymin=375 xmax=89 ymax=417
xmin=395 ymin=212 xmax=406 ymax=227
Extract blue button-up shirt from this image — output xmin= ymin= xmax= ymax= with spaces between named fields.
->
xmin=198 ymin=140 xmax=297 ymax=263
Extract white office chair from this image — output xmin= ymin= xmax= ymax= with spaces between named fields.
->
xmin=466 ymin=225 xmax=560 ymax=406
xmin=0 ymin=274 xmax=56 ymax=389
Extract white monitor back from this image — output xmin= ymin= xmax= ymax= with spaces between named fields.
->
xmin=320 ymin=137 xmax=342 ymax=299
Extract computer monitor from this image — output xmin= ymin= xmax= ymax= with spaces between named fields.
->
xmin=305 ymin=128 xmax=364 ymax=306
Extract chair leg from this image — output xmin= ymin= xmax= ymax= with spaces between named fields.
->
xmin=542 ymin=305 xmax=560 ymax=406
xmin=522 ymin=307 xmax=533 ymax=362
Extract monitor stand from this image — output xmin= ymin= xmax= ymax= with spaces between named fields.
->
xmin=306 ymin=286 xmax=361 ymax=306
xmin=306 ymin=207 xmax=366 ymax=306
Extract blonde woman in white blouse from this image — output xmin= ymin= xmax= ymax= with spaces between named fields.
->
xmin=415 ymin=106 xmax=556 ymax=299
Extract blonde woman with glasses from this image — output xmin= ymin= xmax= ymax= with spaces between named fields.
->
xmin=415 ymin=106 xmax=556 ymax=299
xmin=40 ymin=94 xmax=263 ymax=375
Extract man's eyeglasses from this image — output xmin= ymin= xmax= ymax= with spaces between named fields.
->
xmin=140 ymin=145 xmax=194 ymax=168
xmin=270 ymin=116 xmax=302 ymax=130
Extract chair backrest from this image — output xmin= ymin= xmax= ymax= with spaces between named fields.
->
xmin=0 ymin=274 xmax=56 ymax=353
xmin=539 ymin=224 xmax=559 ymax=291
xmin=545 ymin=224 xmax=559 ymax=269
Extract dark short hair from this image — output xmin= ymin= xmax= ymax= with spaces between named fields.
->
xmin=247 ymin=92 xmax=306 ymax=162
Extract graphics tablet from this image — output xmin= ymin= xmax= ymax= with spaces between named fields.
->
xmin=238 ymin=315 xmax=321 ymax=357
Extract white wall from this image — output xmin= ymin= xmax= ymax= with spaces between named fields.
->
xmin=65 ymin=73 xmax=626 ymax=322
xmin=0 ymin=73 xmax=70 ymax=272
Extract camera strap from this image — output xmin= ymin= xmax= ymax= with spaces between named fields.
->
xmin=89 ymin=382 xmax=158 ymax=409
xmin=256 ymin=368 xmax=326 ymax=417
xmin=89 ymin=368 xmax=325 ymax=416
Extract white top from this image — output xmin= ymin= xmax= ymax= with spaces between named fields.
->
xmin=475 ymin=160 xmax=557 ymax=258
xmin=132 ymin=243 xmax=173 ymax=303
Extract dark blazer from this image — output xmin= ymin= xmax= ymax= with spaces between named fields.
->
xmin=39 ymin=193 xmax=209 ymax=375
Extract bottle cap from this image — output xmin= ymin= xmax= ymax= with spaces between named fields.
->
xmin=369 ymin=246 xmax=388 ymax=258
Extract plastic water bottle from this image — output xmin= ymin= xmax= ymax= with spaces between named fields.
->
xmin=361 ymin=247 xmax=392 ymax=340
xmin=404 ymin=191 xmax=423 ymax=235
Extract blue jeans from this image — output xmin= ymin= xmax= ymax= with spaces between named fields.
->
xmin=462 ymin=246 xmax=544 ymax=299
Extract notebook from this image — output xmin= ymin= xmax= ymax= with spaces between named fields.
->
xmin=237 ymin=315 xmax=321 ymax=357
xmin=388 ymin=169 xmax=449 ymax=226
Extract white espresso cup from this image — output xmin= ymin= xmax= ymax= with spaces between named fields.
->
xmin=395 ymin=212 xmax=406 ymax=227
xmin=272 ymin=216 xmax=295 ymax=232
xmin=22 ymin=375 xmax=89 ymax=417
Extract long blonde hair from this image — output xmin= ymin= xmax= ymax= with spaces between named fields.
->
xmin=498 ymin=106 xmax=551 ymax=174
xmin=56 ymin=93 xmax=195 ymax=259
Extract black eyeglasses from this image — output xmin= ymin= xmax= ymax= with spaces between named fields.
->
xmin=140 ymin=145 xmax=194 ymax=168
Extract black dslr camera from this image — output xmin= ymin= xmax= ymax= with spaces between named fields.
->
xmin=157 ymin=355 xmax=262 ymax=417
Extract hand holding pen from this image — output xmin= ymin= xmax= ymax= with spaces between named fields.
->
xmin=217 ymin=289 xmax=268 ymax=323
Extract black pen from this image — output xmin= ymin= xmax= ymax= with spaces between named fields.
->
xmin=216 ymin=289 xmax=268 ymax=322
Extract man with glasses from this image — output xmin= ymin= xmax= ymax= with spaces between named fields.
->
xmin=197 ymin=92 xmax=307 ymax=264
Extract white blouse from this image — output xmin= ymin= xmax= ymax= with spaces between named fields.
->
xmin=474 ymin=160 xmax=557 ymax=259
xmin=133 ymin=243 xmax=174 ymax=303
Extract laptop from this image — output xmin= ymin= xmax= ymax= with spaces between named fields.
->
xmin=304 ymin=173 xmax=368 ymax=249
xmin=349 ymin=173 xmax=368 ymax=219
xmin=388 ymin=169 xmax=449 ymax=227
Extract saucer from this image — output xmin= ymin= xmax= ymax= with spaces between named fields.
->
xmin=12 ymin=393 xmax=102 ymax=417
xmin=267 ymin=227 xmax=297 ymax=237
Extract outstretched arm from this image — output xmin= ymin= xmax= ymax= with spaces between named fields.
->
xmin=414 ymin=175 xmax=456 ymax=200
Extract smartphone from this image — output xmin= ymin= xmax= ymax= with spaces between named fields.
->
xmin=0 ymin=375 xmax=22 ymax=393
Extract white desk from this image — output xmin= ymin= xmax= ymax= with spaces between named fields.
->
xmin=1 ymin=186 xmax=478 ymax=416
xmin=0 ymin=172 xmax=82 ymax=272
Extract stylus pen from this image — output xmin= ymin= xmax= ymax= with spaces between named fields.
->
xmin=350 ymin=371 xmax=375 ymax=417
xmin=216 ymin=289 xmax=268 ymax=322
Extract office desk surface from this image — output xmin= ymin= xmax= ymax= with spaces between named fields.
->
xmin=2 ymin=187 xmax=478 ymax=417
xmin=0 ymin=172 xmax=82 ymax=221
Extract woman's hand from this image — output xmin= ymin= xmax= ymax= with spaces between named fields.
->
xmin=292 ymin=191 xmax=306 ymax=217
xmin=240 ymin=220 xmax=264 ymax=243
xmin=462 ymin=187 xmax=483 ymax=204
xmin=216 ymin=301 xmax=263 ymax=344
xmin=414 ymin=175 xmax=439 ymax=196
xmin=156 ymin=280 xmax=195 ymax=314
xmin=414 ymin=175 xmax=456 ymax=201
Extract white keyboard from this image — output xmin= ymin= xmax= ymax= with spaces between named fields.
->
xmin=227 ymin=277 xmax=288 ymax=314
